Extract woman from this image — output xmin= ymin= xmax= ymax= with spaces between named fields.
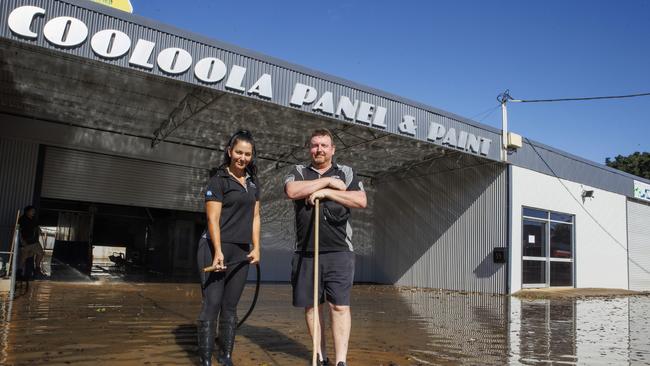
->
xmin=197 ymin=130 xmax=261 ymax=366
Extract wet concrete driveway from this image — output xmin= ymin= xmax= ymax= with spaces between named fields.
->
xmin=2 ymin=280 xmax=650 ymax=365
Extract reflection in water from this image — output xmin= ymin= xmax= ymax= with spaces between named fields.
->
xmin=630 ymin=297 xmax=650 ymax=364
xmin=509 ymin=296 xmax=650 ymax=365
xmin=0 ymin=293 xmax=11 ymax=364
xmin=509 ymin=299 xmax=577 ymax=364
xmin=398 ymin=289 xmax=509 ymax=365
xmin=2 ymin=281 xmax=650 ymax=365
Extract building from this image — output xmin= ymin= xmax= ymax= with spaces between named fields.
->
xmin=1 ymin=0 xmax=649 ymax=293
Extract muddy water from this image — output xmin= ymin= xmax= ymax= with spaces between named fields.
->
xmin=2 ymin=281 xmax=650 ymax=365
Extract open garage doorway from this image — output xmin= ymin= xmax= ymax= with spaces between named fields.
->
xmin=38 ymin=198 xmax=205 ymax=282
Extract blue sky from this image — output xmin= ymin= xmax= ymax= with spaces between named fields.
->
xmin=131 ymin=0 xmax=649 ymax=164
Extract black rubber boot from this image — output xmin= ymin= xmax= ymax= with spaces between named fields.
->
xmin=197 ymin=320 xmax=216 ymax=366
xmin=216 ymin=315 xmax=237 ymax=366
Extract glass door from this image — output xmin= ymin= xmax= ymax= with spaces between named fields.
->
xmin=522 ymin=219 xmax=547 ymax=287
xmin=522 ymin=207 xmax=574 ymax=288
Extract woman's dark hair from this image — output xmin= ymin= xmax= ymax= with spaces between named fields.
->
xmin=219 ymin=130 xmax=258 ymax=177
xmin=22 ymin=205 xmax=36 ymax=215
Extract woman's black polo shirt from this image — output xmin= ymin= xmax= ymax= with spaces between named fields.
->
xmin=202 ymin=168 xmax=260 ymax=244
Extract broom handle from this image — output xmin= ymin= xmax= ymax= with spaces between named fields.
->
xmin=312 ymin=198 xmax=320 ymax=366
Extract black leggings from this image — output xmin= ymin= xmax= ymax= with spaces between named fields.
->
xmin=197 ymin=238 xmax=250 ymax=321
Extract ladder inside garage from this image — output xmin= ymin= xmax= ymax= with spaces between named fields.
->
xmin=0 ymin=211 xmax=20 ymax=298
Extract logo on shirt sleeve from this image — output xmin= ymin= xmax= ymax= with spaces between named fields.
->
xmin=206 ymin=190 xmax=213 ymax=197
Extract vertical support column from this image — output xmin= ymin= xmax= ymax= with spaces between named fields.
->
xmin=501 ymin=101 xmax=509 ymax=162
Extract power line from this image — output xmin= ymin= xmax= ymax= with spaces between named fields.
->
xmin=477 ymin=105 xmax=500 ymax=123
xmin=506 ymin=91 xmax=650 ymax=103
xmin=468 ymin=104 xmax=500 ymax=120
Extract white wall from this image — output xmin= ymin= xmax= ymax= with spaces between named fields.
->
xmin=510 ymin=166 xmax=628 ymax=292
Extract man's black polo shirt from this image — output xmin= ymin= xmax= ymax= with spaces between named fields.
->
xmin=284 ymin=163 xmax=364 ymax=253
xmin=202 ymin=168 xmax=260 ymax=244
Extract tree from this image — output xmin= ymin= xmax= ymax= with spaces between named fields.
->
xmin=605 ymin=152 xmax=650 ymax=180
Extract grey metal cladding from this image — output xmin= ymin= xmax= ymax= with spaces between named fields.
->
xmin=508 ymin=139 xmax=640 ymax=197
xmin=41 ymin=146 xmax=208 ymax=212
xmin=372 ymin=161 xmax=508 ymax=294
xmin=0 ymin=137 xmax=38 ymax=252
xmin=0 ymin=0 xmax=502 ymax=161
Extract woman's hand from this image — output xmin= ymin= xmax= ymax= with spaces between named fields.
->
xmin=247 ymin=247 xmax=260 ymax=264
xmin=211 ymin=250 xmax=226 ymax=272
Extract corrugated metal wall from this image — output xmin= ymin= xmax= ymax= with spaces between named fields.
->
xmin=627 ymin=199 xmax=650 ymax=291
xmin=41 ymin=146 xmax=208 ymax=212
xmin=372 ymin=160 xmax=508 ymax=293
xmin=0 ymin=138 xmax=39 ymax=252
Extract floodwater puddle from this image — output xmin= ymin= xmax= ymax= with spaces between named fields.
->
xmin=1 ymin=281 xmax=649 ymax=365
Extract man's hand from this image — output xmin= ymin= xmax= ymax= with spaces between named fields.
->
xmin=327 ymin=177 xmax=346 ymax=191
xmin=286 ymin=178 xmax=341 ymax=200
xmin=308 ymin=189 xmax=329 ymax=205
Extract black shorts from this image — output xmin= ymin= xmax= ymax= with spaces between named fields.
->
xmin=291 ymin=251 xmax=355 ymax=307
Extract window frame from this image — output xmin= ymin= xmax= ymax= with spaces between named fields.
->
xmin=521 ymin=206 xmax=575 ymax=288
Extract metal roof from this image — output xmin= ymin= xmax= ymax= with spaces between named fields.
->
xmin=1 ymin=0 xmax=648 ymax=198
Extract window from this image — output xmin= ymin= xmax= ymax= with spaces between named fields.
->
xmin=522 ymin=207 xmax=575 ymax=287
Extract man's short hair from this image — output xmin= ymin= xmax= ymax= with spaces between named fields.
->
xmin=309 ymin=128 xmax=335 ymax=146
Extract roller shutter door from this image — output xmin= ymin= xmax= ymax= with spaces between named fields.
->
xmin=41 ymin=147 xmax=208 ymax=212
xmin=628 ymin=199 xmax=650 ymax=291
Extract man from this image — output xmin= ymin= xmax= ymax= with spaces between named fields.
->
xmin=284 ymin=128 xmax=367 ymax=366
xmin=18 ymin=205 xmax=45 ymax=277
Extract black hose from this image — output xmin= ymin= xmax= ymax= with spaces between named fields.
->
xmin=237 ymin=262 xmax=260 ymax=328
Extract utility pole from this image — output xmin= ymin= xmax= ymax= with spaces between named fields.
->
xmin=497 ymin=90 xmax=512 ymax=162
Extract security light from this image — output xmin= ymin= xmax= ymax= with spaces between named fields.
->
xmin=581 ymin=189 xmax=594 ymax=199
